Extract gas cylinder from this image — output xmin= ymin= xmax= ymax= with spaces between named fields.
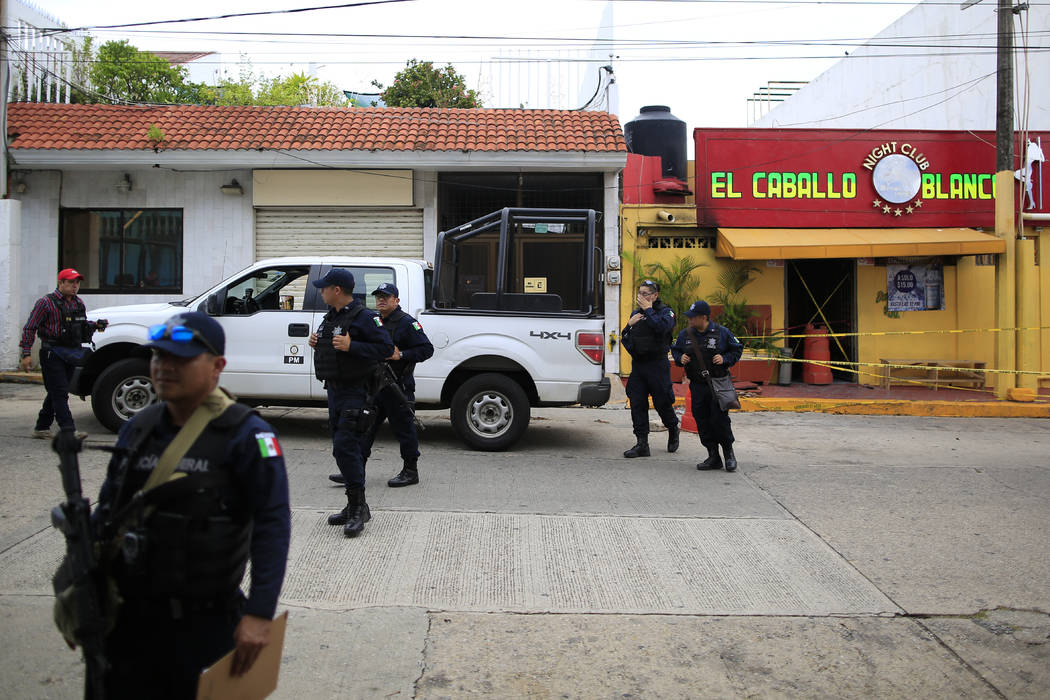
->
xmin=802 ymin=324 xmax=833 ymax=385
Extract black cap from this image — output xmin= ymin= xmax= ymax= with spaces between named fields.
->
xmin=312 ymin=268 xmax=355 ymax=291
xmin=684 ymin=300 xmax=711 ymax=318
xmin=145 ymin=312 xmax=225 ymax=357
xmin=640 ymin=279 xmax=660 ymax=293
xmin=371 ymin=282 xmax=399 ymax=297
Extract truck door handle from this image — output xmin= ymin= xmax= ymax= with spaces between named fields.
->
xmin=288 ymin=323 xmax=310 ymax=337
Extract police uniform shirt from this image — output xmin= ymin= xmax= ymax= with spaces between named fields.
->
xmin=380 ymin=307 xmax=434 ymax=391
xmin=320 ymin=301 xmax=394 ymax=363
xmin=671 ymin=322 xmax=744 ymax=382
xmin=97 ymin=407 xmax=291 ymax=619
xmin=621 ymin=301 xmax=676 ymax=360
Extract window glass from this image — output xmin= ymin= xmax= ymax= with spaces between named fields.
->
xmin=221 ymin=266 xmax=311 ymax=314
xmin=60 ymin=209 xmax=183 ymax=292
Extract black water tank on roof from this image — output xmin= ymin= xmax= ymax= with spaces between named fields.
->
xmin=624 ymin=105 xmax=687 ymax=182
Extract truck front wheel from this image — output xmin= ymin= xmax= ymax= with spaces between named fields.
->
xmin=450 ymin=373 xmax=530 ymax=451
xmin=91 ymin=358 xmax=157 ymax=433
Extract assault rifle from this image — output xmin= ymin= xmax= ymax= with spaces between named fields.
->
xmin=372 ymin=363 xmax=423 ymax=431
xmin=51 ymin=429 xmax=108 ymax=700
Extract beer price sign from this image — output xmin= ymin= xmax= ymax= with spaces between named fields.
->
xmin=693 ymin=129 xmax=1046 ymax=228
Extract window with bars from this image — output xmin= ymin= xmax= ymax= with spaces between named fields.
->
xmin=60 ymin=209 xmax=183 ymax=293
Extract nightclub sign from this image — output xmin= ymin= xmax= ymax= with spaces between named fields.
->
xmin=694 ymin=129 xmax=1046 ymax=228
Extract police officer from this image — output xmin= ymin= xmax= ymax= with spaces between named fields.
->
xmin=621 ymin=279 xmax=680 ymax=458
xmin=92 ymin=311 xmax=290 ymax=698
xmin=671 ymin=300 xmax=744 ymax=471
xmin=330 ymin=282 xmax=434 ymax=488
xmin=309 ymin=269 xmax=393 ymax=537
xmin=19 ymin=268 xmax=105 ymax=439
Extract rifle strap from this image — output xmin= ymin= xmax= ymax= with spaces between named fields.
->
xmin=141 ymin=387 xmax=235 ymax=493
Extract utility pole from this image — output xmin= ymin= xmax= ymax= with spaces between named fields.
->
xmin=992 ymin=0 xmax=1017 ymax=398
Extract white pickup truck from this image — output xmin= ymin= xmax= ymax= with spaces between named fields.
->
xmin=73 ymin=209 xmax=610 ymax=451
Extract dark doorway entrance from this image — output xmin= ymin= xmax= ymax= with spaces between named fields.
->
xmin=786 ymin=259 xmax=857 ymax=382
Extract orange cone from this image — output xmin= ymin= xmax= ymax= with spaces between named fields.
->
xmin=680 ymin=390 xmax=697 ymax=433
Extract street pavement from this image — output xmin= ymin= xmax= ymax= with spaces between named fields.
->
xmin=0 ymin=381 xmax=1047 ymax=699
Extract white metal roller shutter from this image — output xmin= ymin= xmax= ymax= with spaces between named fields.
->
xmin=254 ymin=207 xmax=424 ymax=260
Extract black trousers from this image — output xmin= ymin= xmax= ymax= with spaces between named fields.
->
xmin=689 ymin=379 xmax=734 ymax=448
xmin=626 ymin=356 xmax=678 ymax=440
xmin=104 ymin=598 xmax=241 ymax=700
xmin=361 ymin=386 xmax=419 ymax=465
xmin=35 ymin=347 xmax=76 ymax=431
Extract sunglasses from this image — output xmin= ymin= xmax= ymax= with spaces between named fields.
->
xmin=147 ymin=323 xmax=220 ymax=355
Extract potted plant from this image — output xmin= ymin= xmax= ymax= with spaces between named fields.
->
xmin=709 ymin=262 xmax=780 ymax=384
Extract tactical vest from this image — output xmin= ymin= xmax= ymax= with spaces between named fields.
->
xmin=42 ymin=292 xmax=90 ymax=347
xmin=313 ymin=303 xmax=376 ymax=384
xmin=685 ymin=325 xmax=731 ymax=381
xmin=627 ymin=301 xmax=672 ymax=360
xmin=381 ymin=308 xmax=411 ymax=382
xmin=110 ymin=402 xmax=255 ymax=600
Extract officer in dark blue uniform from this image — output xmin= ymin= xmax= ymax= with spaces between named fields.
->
xmin=309 ymin=269 xmax=393 ymax=537
xmin=92 ymin=312 xmax=290 ymax=699
xmin=671 ymin=300 xmax=744 ymax=471
xmin=331 ymin=282 xmax=434 ymax=487
xmin=621 ymin=279 xmax=680 ymax=458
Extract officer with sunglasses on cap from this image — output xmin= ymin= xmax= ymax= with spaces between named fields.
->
xmin=308 ymin=268 xmax=393 ymax=538
xmin=89 ymin=311 xmax=290 ymax=698
xmin=620 ymin=279 xmax=680 ymax=458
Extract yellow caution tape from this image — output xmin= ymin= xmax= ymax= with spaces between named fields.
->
xmin=737 ymin=325 xmax=1050 ymax=340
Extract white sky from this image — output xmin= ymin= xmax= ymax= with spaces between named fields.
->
xmin=25 ymin=0 xmax=920 ymax=129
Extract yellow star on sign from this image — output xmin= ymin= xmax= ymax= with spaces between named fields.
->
xmin=882 ymin=205 xmax=891 ymax=214
xmin=906 ymin=206 xmax=914 ymax=214
xmin=873 ymin=199 xmax=882 ymax=208
xmin=913 ymin=199 xmax=923 ymax=208
xmin=894 ymin=208 xmax=903 ymax=216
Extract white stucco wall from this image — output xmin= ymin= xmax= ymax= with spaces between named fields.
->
xmin=752 ymin=1 xmax=1048 ymax=130
xmin=3 ymin=168 xmax=254 ymax=368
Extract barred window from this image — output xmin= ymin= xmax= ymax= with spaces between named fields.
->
xmin=60 ymin=209 xmax=183 ymax=293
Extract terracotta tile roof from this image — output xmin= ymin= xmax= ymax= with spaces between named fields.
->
xmin=6 ymin=103 xmax=626 ymax=153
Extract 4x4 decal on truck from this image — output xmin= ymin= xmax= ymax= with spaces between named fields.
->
xmin=530 ymin=331 xmax=571 ymax=340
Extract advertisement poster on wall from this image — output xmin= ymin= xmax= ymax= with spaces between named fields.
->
xmin=887 ymin=259 xmax=944 ymax=312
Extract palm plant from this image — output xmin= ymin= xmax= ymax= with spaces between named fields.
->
xmin=621 ymin=252 xmax=706 ymax=338
xmin=709 ymin=262 xmax=779 ymax=352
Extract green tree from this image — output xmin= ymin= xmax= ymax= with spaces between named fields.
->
xmin=88 ymin=40 xmax=203 ymax=104
xmin=374 ymin=59 xmax=481 ymax=108
xmin=200 ymin=61 xmax=346 ymax=107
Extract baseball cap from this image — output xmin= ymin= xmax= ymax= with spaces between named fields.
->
xmin=640 ymin=279 xmax=660 ymax=293
xmin=684 ymin=300 xmax=711 ymax=318
xmin=312 ymin=268 xmax=355 ymax=291
xmin=58 ymin=268 xmax=84 ymax=281
xmin=371 ymin=282 xmax=399 ymax=297
xmin=145 ymin=312 xmax=225 ymax=357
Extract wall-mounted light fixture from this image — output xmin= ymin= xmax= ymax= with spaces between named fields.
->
xmin=220 ymin=179 xmax=244 ymax=196
xmin=13 ymin=180 xmax=27 ymax=194
xmin=115 ymin=173 xmax=132 ymax=193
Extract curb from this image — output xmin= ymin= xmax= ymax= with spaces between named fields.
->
xmin=737 ymin=397 xmax=1050 ymax=419
xmin=0 ymin=371 xmax=44 ymax=385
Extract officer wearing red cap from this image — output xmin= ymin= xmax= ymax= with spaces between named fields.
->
xmin=19 ymin=268 xmax=106 ymax=439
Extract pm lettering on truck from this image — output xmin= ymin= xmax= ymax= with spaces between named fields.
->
xmin=73 ymin=209 xmax=611 ymax=451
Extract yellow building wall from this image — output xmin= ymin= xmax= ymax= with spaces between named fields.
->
xmin=619 ymin=204 xmax=785 ymax=374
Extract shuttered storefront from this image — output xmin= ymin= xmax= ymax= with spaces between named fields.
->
xmin=254 ymin=207 xmax=424 ymax=260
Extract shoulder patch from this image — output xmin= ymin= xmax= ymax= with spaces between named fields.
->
xmin=412 ymin=321 xmax=422 ymax=331
xmin=668 ymin=310 xmax=675 ymax=318
xmin=373 ymin=317 xmax=383 ymax=327
xmin=255 ymin=432 xmax=283 ymax=458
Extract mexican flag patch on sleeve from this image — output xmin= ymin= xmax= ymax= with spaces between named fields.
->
xmin=412 ymin=321 xmax=422 ymax=331
xmin=256 ymin=432 xmax=283 ymax=458
xmin=373 ymin=317 xmax=383 ymax=327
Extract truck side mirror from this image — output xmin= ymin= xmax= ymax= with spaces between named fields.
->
xmin=205 ymin=293 xmax=222 ymax=316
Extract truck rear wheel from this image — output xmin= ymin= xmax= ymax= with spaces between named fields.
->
xmin=91 ymin=358 xmax=157 ymax=433
xmin=450 ymin=373 xmax=530 ymax=451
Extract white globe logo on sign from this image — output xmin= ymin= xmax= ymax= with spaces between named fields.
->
xmin=872 ymin=154 xmax=921 ymax=204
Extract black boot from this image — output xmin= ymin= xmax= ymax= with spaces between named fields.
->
xmin=343 ymin=488 xmax=371 ymax=538
xmin=722 ymin=444 xmax=737 ymax=472
xmin=667 ymin=423 xmax=680 ymax=453
xmin=327 ymin=503 xmax=349 ymax=525
xmin=696 ymin=445 xmax=723 ymax=470
xmin=623 ymin=439 xmax=650 ymax=458
xmin=329 ymin=473 xmax=346 ymax=484
xmin=388 ymin=459 xmax=419 ymax=487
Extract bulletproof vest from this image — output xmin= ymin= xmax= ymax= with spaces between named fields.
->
xmin=112 ymin=402 xmax=256 ymax=600
xmin=381 ymin=308 xmax=412 ymax=383
xmin=628 ymin=301 xmax=671 ymax=360
xmin=686 ymin=326 xmax=731 ymax=380
xmin=313 ymin=302 xmax=376 ymax=384
xmin=43 ymin=292 xmax=90 ymax=347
